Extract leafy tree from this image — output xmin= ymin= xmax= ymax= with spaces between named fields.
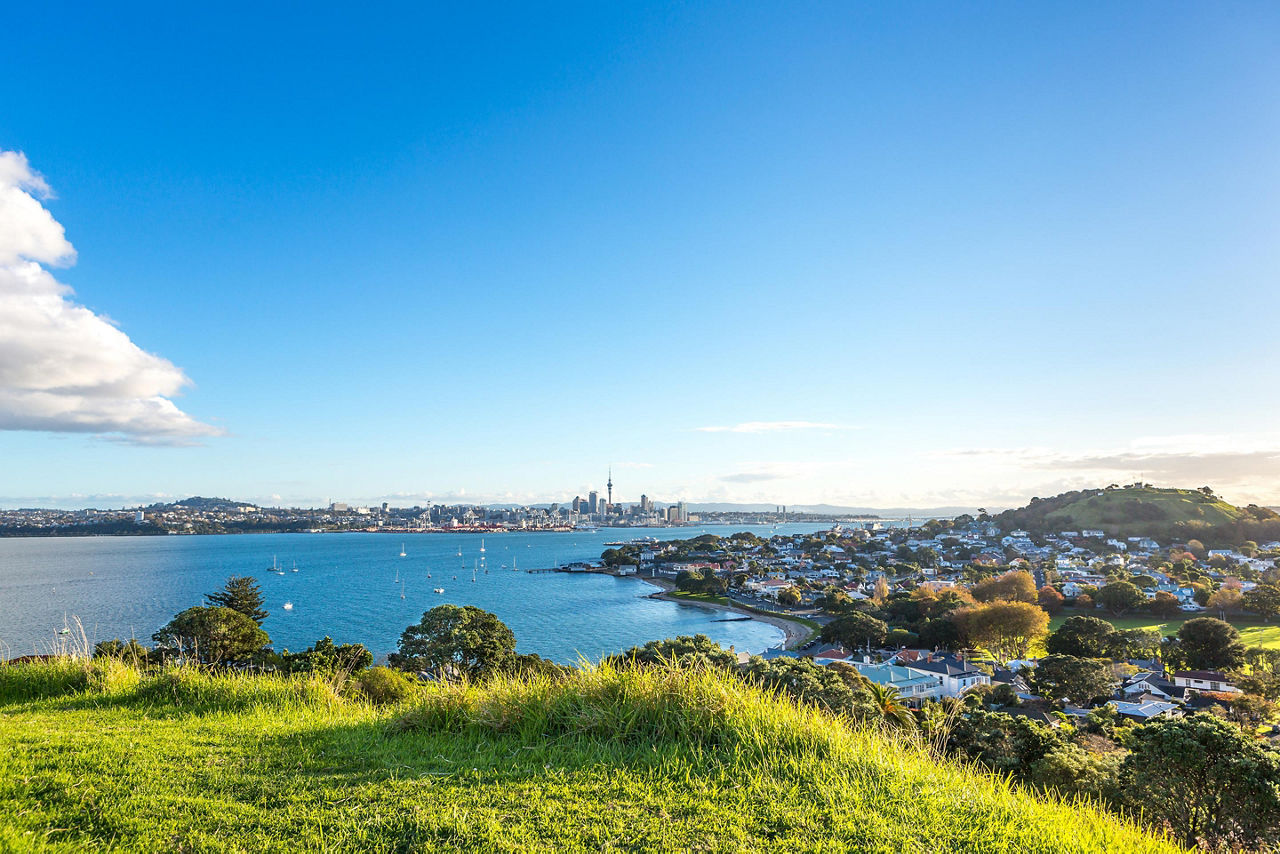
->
xmin=152 ymin=606 xmax=270 ymax=664
xmin=1111 ymin=627 xmax=1162 ymax=661
xmin=917 ymin=618 xmax=962 ymax=651
xmin=1244 ymin=588 xmax=1280 ymax=622
xmin=1225 ymin=693 xmax=1277 ymax=730
xmin=1117 ymin=716 xmax=1280 ymax=849
xmin=742 ymin=656 xmax=874 ymax=719
xmin=820 ymin=612 xmax=888 ymax=651
xmin=1206 ymin=586 xmax=1244 ymax=619
xmin=606 ymin=634 xmax=739 ymax=670
xmin=388 ymin=605 xmax=516 ymax=678
xmin=282 ymin=636 xmax=373 ymax=673
xmin=93 ymin=638 xmax=153 ymax=662
xmin=910 ymin=584 xmax=973 ymax=618
xmin=944 ymin=707 xmax=1062 ymax=778
xmin=1095 ymin=581 xmax=1145 ymax=616
xmin=1145 ymin=590 xmax=1182 ymax=618
xmin=1046 ymin=615 xmax=1117 ymax=658
xmin=1028 ymin=655 xmax=1118 ymax=706
xmin=970 ymin=570 xmax=1037 ymax=604
xmin=885 ymin=628 xmax=918 ymax=648
xmin=952 ymin=601 xmax=1049 ymax=663
xmin=1177 ymin=617 xmax=1245 ymax=671
xmin=1028 ymin=743 xmax=1120 ymax=800
xmin=777 ymin=586 xmax=802 ymax=607
xmin=1037 ymin=585 xmax=1064 ymax=614
xmin=206 ymin=576 xmax=268 ymax=626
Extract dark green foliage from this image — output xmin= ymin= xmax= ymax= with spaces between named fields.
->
xmin=1095 ymin=582 xmax=1145 ymax=616
xmin=1245 ymin=584 xmax=1280 ymax=622
xmin=1176 ymin=617 xmax=1245 ymax=671
xmin=1117 ymin=715 xmax=1280 ymax=849
xmin=1028 ymin=655 xmax=1118 ymax=706
xmin=283 ymin=636 xmax=373 ymax=673
xmin=605 ymin=634 xmax=739 ymax=670
xmin=206 ymin=576 xmax=269 ymax=625
xmin=820 ymin=612 xmax=888 ymax=650
xmin=388 ymin=605 xmax=517 ymax=678
xmin=93 ymin=638 xmax=155 ymax=663
xmin=943 ymin=707 xmax=1062 ymax=777
xmin=152 ymin=606 xmax=270 ymax=664
xmin=1046 ymin=616 xmax=1118 ymax=658
xmin=742 ymin=656 xmax=874 ymax=720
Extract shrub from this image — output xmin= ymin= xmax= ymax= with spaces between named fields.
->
xmin=354 ymin=667 xmax=418 ymax=705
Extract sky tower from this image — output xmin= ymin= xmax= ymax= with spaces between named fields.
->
xmin=607 ymin=467 xmax=613 ymax=507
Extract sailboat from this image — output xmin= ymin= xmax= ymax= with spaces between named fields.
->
xmin=400 ymin=543 xmax=407 ymax=557
xmin=479 ymin=538 xmax=486 ymax=553
xmin=394 ymin=567 xmax=400 ymax=584
xmin=291 ymin=560 xmax=299 ymax=573
xmin=283 ymin=601 xmax=293 ymax=611
xmin=268 ymin=555 xmax=283 ymax=574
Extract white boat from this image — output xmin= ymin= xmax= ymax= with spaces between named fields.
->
xmin=400 ymin=543 xmax=407 ymax=557
xmin=479 ymin=538 xmax=486 ymax=553
xmin=268 ymin=555 xmax=284 ymax=574
xmin=291 ymin=561 xmax=299 ymax=573
xmin=433 ymin=587 xmax=445 ymax=594
xmin=394 ymin=568 xmax=400 ymax=584
xmin=283 ymin=602 xmax=293 ymax=611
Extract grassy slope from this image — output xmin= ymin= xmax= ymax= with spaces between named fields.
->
xmin=0 ymin=661 xmax=1178 ymax=853
xmin=1049 ymin=608 xmax=1280 ymax=649
xmin=1042 ymin=488 xmax=1244 ymax=535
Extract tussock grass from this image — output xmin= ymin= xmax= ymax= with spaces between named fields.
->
xmin=0 ymin=658 xmax=1180 ymax=852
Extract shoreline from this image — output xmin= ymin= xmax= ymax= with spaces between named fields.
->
xmin=633 ymin=576 xmax=813 ymax=650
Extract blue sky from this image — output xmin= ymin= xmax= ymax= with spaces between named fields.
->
xmin=1 ymin=2 xmax=1278 ymax=510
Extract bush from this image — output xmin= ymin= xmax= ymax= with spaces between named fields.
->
xmin=354 ymin=667 xmax=418 ymax=705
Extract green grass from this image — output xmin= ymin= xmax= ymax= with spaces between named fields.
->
xmin=0 ymin=659 xmax=1179 ymax=852
xmin=1040 ymin=487 xmax=1245 ymax=537
xmin=1050 ymin=609 xmax=1280 ymax=650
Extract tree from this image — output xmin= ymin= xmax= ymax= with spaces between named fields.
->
xmin=388 ymin=605 xmax=516 ymax=678
xmin=1028 ymin=655 xmax=1118 ymax=706
xmin=1037 ymin=585 xmax=1064 ymax=614
xmin=951 ymin=601 xmax=1049 ymax=663
xmin=1145 ymin=590 xmax=1182 ymax=619
xmin=863 ymin=681 xmax=916 ymax=731
xmin=742 ymin=656 xmax=874 ymax=720
xmin=152 ymin=606 xmax=270 ymax=664
xmin=606 ymin=634 xmax=739 ymax=670
xmin=206 ymin=576 xmax=268 ymax=626
xmin=1117 ymin=716 xmax=1280 ymax=849
xmin=1111 ymin=628 xmax=1162 ymax=661
xmin=1095 ymin=581 xmax=1145 ymax=616
xmin=1045 ymin=615 xmax=1116 ymax=658
xmin=820 ymin=612 xmax=888 ymax=651
xmin=1206 ymin=586 xmax=1244 ymax=619
xmin=282 ymin=636 xmax=373 ymax=673
xmin=1177 ymin=617 xmax=1245 ymax=671
xmin=777 ymin=586 xmax=802 ymax=607
xmin=970 ymin=570 xmax=1037 ymax=604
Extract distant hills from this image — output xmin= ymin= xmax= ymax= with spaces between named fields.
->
xmin=995 ymin=486 xmax=1280 ymax=545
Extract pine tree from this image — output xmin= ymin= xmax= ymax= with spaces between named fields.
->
xmin=206 ymin=576 xmax=269 ymax=625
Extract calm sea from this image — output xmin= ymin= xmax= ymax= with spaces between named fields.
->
xmin=0 ymin=524 xmax=837 ymax=662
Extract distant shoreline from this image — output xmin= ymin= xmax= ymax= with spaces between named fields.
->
xmin=632 ymin=576 xmax=812 ymax=650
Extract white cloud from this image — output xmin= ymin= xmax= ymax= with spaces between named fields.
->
xmin=696 ymin=421 xmax=851 ymax=434
xmin=0 ymin=151 xmax=220 ymax=444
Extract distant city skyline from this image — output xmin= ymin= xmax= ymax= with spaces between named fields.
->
xmin=1 ymin=4 xmax=1278 ymax=509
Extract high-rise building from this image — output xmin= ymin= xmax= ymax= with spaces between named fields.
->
xmin=677 ymin=501 xmax=687 ymax=523
xmin=588 ymin=491 xmax=599 ymax=514
xmin=640 ymin=494 xmax=651 ymax=513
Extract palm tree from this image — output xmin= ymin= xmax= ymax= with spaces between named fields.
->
xmin=864 ymin=681 xmax=916 ymax=731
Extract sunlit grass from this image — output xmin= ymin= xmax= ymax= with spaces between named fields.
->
xmin=0 ymin=657 xmax=1179 ymax=852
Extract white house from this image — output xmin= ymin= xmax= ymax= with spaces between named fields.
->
xmin=1172 ymin=670 xmax=1240 ymax=695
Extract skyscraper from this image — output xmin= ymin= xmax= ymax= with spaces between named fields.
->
xmin=607 ymin=467 xmax=613 ymax=508
xmin=588 ymin=491 xmax=599 ymax=514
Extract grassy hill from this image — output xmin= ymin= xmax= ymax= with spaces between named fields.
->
xmin=0 ymin=659 xmax=1177 ymax=853
xmin=997 ymin=486 xmax=1277 ymax=543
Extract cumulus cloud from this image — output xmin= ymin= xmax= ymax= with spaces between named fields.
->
xmin=696 ymin=421 xmax=851 ymax=434
xmin=0 ymin=151 xmax=220 ymax=444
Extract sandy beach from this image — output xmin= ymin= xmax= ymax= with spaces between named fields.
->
xmin=634 ymin=576 xmax=814 ymax=649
